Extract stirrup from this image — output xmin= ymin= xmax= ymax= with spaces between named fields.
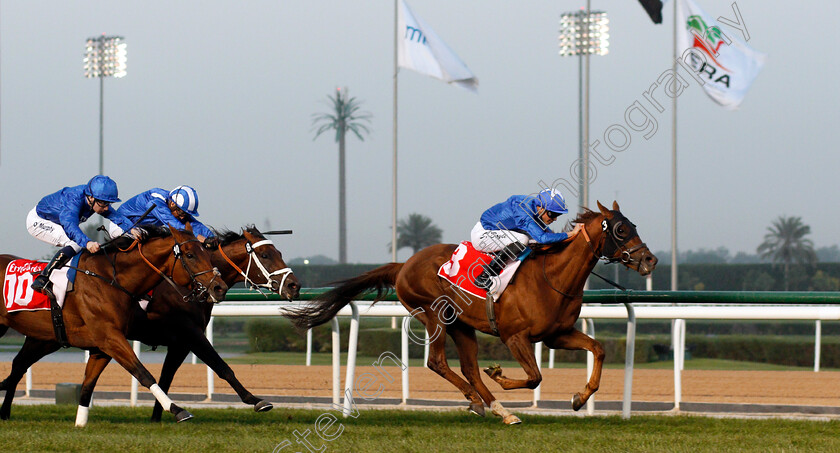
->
xmin=32 ymin=278 xmax=55 ymax=299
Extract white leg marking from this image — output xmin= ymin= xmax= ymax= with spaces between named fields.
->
xmin=150 ymin=384 xmax=173 ymax=412
xmin=75 ymin=405 xmax=89 ymax=427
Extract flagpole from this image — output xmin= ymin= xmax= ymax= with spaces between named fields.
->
xmin=391 ymin=0 xmax=399 ymax=263
xmin=670 ymin=0 xmax=678 ymax=291
xmin=671 ymin=0 xmax=682 ymax=411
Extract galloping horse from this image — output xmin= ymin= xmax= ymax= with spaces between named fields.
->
xmin=0 ymin=227 xmax=300 ymax=425
xmin=286 ymin=202 xmax=656 ymax=424
xmin=0 ymin=225 xmax=228 ymax=423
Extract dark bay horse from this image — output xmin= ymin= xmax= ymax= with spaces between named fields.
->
xmin=0 ymin=227 xmax=300 ymax=426
xmin=287 ymin=201 xmax=656 ymax=424
xmin=0 ymin=225 xmax=227 ymax=423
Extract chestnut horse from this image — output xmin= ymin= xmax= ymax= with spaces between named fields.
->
xmin=287 ymin=201 xmax=656 ymax=424
xmin=0 ymin=225 xmax=227 ymax=423
xmin=0 ymin=227 xmax=300 ymax=425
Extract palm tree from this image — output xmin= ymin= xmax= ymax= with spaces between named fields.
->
xmin=312 ymin=87 xmax=371 ymax=264
xmin=396 ymin=213 xmax=443 ymax=254
xmin=757 ymin=216 xmax=817 ymax=290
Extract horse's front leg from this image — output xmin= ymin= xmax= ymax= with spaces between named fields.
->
xmin=182 ymin=326 xmax=272 ymax=412
xmin=150 ymin=344 xmax=191 ymax=422
xmin=96 ymin=330 xmax=193 ymax=423
xmin=544 ymin=328 xmax=605 ymax=411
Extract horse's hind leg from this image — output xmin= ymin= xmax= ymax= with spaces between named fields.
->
xmin=447 ymin=323 xmax=498 ymax=417
xmin=75 ymin=351 xmax=112 ymax=427
xmin=0 ymin=338 xmax=61 ymax=420
xmin=483 ymin=331 xmax=542 ymax=391
xmin=417 ymin=312 xmax=484 ymax=414
xmin=544 ymin=329 xmax=605 ymax=411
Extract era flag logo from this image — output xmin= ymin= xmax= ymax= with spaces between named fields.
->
xmin=676 ymin=0 xmax=767 ymax=109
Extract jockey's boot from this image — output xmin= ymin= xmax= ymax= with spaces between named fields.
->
xmin=31 ymin=250 xmax=71 ymax=298
xmin=474 ymin=242 xmax=527 ymax=290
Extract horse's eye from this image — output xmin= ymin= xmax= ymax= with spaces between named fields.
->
xmin=261 ymin=253 xmax=269 ymax=259
xmin=186 ymin=253 xmax=195 ymax=259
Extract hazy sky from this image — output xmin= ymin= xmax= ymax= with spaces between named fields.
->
xmin=1 ymin=1 xmax=838 ymax=268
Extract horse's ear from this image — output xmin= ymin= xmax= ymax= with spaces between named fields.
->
xmin=597 ymin=200 xmax=612 ymax=217
xmin=167 ymin=224 xmax=178 ymax=236
xmin=185 ymin=222 xmax=193 ymax=233
xmin=612 ymin=200 xmax=621 ymax=211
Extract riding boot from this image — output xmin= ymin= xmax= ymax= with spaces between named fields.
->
xmin=31 ymin=250 xmax=72 ymax=298
xmin=474 ymin=242 xmax=527 ymax=290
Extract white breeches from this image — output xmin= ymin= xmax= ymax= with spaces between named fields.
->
xmin=26 ymin=208 xmax=83 ymax=252
xmin=470 ymin=222 xmax=530 ymax=253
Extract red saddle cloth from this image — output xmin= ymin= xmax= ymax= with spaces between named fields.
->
xmin=3 ymin=260 xmax=51 ymax=312
xmin=437 ymin=242 xmax=494 ymax=300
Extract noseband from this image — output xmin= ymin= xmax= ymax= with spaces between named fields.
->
xmin=218 ymin=238 xmax=294 ymax=297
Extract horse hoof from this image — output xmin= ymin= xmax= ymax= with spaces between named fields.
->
xmin=175 ymin=409 xmax=194 ymax=423
xmin=571 ymin=393 xmax=584 ymax=411
xmin=483 ymin=363 xmax=502 ymax=379
xmin=254 ymin=400 xmax=274 ymax=412
xmin=468 ymin=402 xmax=485 ymax=417
xmin=503 ymin=414 xmax=521 ymax=425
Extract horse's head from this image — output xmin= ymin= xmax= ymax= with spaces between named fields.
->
xmin=214 ymin=226 xmax=300 ymax=300
xmin=593 ymin=201 xmax=658 ymax=276
xmin=169 ymin=224 xmax=228 ymax=303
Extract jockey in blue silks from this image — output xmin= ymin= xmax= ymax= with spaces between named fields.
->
xmin=116 ymin=185 xmax=215 ymax=242
xmin=26 ymin=175 xmax=141 ymax=296
xmin=470 ymin=188 xmax=583 ymax=290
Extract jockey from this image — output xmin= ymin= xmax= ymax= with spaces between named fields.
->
xmin=26 ymin=175 xmax=141 ymax=296
xmin=116 ymin=185 xmax=215 ymax=241
xmin=471 ymin=188 xmax=584 ymax=290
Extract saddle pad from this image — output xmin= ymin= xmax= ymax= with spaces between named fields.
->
xmin=4 ymin=259 xmax=72 ymax=312
xmin=437 ymin=242 xmax=521 ymax=302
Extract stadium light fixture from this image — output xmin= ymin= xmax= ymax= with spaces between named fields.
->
xmin=84 ymin=35 xmax=127 ymax=175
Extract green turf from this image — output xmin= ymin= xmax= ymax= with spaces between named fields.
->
xmin=0 ymin=405 xmax=839 ymax=452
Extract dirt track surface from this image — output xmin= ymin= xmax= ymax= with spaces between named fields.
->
xmin=7 ymin=362 xmax=840 ymax=407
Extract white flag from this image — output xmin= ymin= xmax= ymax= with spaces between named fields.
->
xmin=397 ymin=0 xmax=478 ymax=92
xmin=676 ymin=0 xmax=766 ymax=109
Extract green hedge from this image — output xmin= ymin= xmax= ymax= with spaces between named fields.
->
xmin=244 ymin=318 xmax=660 ymax=364
xmin=244 ymin=319 xmax=840 ymax=367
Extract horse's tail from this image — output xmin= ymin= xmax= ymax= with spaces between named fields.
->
xmin=285 ymin=263 xmax=403 ymax=330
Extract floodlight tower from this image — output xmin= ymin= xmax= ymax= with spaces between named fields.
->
xmin=84 ymin=35 xmax=127 ymax=175
xmin=558 ymin=7 xmax=609 ymax=210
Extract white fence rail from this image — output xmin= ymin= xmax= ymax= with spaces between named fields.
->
xmin=23 ymin=301 xmax=840 ymax=418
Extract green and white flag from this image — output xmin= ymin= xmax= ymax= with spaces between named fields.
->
xmin=676 ymin=0 xmax=766 ymax=109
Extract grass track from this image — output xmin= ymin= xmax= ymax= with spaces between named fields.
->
xmin=2 ymin=406 xmax=840 ymax=453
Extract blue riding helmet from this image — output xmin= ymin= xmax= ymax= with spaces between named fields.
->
xmin=169 ymin=185 xmax=200 ymax=217
xmin=537 ymin=188 xmax=568 ymax=214
xmin=84 ymin=175 xmax=121 ymax=203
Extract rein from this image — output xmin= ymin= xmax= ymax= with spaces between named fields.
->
xmin=217 ymin=238 xmax=294 ymax=297
xmin=136 ymin=238 xmax=221 ymax=303
xmin=542 ymin=217 xmax=639 ymax=297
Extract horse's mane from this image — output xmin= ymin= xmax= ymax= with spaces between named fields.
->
xmin=101 ymin=225 xmax=172 ymax=254
xmin=212 ymin=225 xmax=264 ymax=246
xmin=573 ymin=208 xmax=601 ymax=225
xmin=531 ymin=209 xmax=603 ymax=255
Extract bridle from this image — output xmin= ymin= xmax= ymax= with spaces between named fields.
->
xmin=583 ymin=216 xmax=647 ymax=265
xmin=136 ymin=238 xmax=222 ymax=303
xmin=218 ymin=237 xmax=294 ymax=297
xmin=542 ymin=213 xmax=647 ymax=298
